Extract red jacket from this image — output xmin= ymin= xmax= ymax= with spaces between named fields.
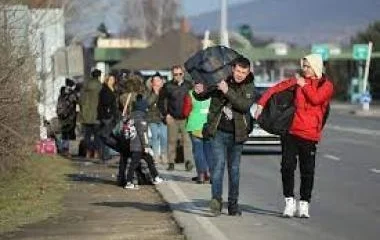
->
xmin=257 ymin=76 xmax=334 ymax=142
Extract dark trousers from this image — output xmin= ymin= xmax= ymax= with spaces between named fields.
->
xmin=281 ymin=134 xmax=317 ymax=202
xmin=83 ymin=124 xmax=101 ymax=151
xmin=126 ymin=151 xmax=159 ymax=183
xmin=118 ymin=152 xmax=129 ymax=186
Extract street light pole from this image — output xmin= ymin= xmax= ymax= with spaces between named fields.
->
xmin=220 ymin=0 xmax=229 ymax=47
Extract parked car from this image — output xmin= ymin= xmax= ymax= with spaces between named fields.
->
xmin=245 ymin=82 xmax=281 ymax=145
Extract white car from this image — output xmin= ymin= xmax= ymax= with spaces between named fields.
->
xmin=245 ymin=83 xmax=281 ymax=145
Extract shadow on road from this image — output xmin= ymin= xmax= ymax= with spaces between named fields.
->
xmin=92 ymin=201 xmax=171 ymax=213
xmin=65 ymin=173 xmax=117 ymax=186
xmin=91 ymin=198 xmax=283 ymax=218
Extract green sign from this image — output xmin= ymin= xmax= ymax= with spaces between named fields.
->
xmin=312 ymin=44 xmax=329 ymax=61
xmin=353 ymin=44 xmax=369 ymax=60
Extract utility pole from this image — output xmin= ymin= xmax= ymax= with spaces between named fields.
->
xmin=362 ymin=41 xmax=373 ymax=111
xmin=220 ymin=0 xmax=229 ymax=47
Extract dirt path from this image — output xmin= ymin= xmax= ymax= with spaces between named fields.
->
xmin=1 ymin=158 xmax=184 ymax=240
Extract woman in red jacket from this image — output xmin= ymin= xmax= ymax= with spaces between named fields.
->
xmin=254 ymin=54 xmax=334 ymax=218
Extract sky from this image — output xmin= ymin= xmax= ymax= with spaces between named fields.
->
xmin=182 ymin=0 xmax=254 ymax=16
xmin=100 ymin=0 xmax=254 ymax=34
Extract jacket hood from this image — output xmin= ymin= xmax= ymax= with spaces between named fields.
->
xmin=302 ymin=54 xmax=323 ymax=79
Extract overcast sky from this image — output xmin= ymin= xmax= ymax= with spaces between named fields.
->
xmin=100 ymin=0 xmax=253 ymax=34
xmin=182 ymin=0 xmax=254 ymax=16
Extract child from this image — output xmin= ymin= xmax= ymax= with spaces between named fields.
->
xmin=124 ymin=94 xmax=164 ymax=189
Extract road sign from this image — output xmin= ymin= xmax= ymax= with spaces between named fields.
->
xmin=353 ymin=44 xmax=369 ymax=60
xmin=312 ymin=44 xmax=329 ymax=61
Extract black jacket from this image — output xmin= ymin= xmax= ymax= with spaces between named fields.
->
xmin=158 ymin=80 xmax=193 ymax=120
xmin=98 ymin=84 xmax=118 ymax=121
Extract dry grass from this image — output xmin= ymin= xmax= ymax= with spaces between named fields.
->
xmin=0 ymin=154 xmax=74 ymax=233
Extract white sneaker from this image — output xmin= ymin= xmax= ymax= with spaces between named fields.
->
xmin=298 ymin=201 xmax=310 ymax=218
xmin=124 ymin=182 xmax=139 ymax=190
xmin=153 ymin=176 xmax=164 ymax=185
xmin=283 ymin=197 xmax=296 ymax=217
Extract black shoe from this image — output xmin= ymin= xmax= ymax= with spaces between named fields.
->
xmin=167 ymin=163 xmax=175 ymax=171
xmin=185 ymin=160 xmax=193 ymax=171
xmin=228 ymin=201 xmax=242 ymax=216
xmin=191 ymin=176 xmax=198 ymax=181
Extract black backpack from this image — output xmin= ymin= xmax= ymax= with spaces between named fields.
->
xmin=57 ymin=94 xmax=73 ymax=119
xmin=257 ymin=79 xmax=330 ymax=136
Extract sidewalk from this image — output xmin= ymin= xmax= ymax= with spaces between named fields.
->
xmin=331 ymin=101 xmax=380 ymax=118
xmin=0 ymin=158 xmax=185 ymax=240
xmin=155 ymin=164 xmax=268 ymax=240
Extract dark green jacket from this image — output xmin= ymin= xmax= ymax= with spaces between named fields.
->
xmin=78 ymin=77 xmax=102 ymax=124
xmin=146 ymin=91 xmax=162 ymax=123
xmin=194 ymin=73 xmax=255 ymax=143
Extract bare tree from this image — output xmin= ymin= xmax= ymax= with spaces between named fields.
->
xmin=120 ymin=0 xmax=180 ymax=42
xmin=0 ymin=0 xmax=40 ymax=172
xmin=60 ymin=0 xmax=110 ymax=45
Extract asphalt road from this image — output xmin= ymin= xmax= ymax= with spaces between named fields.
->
xmin=237 ymin=111 xmax=380 ymax=240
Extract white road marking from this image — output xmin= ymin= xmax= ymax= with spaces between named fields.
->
xmin=324 ymin=154 xmax=341 ymax=161
xmin=166 ymin=181 xmax=230 ymax=240
xmin=370 ymin=168 xmax=380 ymax=174
xmin=327 ymin=125 xmax=380 ymax=136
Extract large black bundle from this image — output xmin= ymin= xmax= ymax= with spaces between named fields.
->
xmin=257 ymin=88 xmax=295 ymax=136
xmin=257 ymin=78 xmax=331 ymax=136
xmin=184 ymin=46 xmax=241 ymax=86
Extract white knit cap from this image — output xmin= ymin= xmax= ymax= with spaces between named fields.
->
xmin=301 ymin=54 xmax=323 ymax=79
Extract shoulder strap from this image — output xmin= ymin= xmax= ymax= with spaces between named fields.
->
xmin=122 ymin=93 xmax=132 ymax=117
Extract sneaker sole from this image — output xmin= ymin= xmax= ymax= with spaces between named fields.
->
xmin=283 ymin=212 xmax=295 ymax=218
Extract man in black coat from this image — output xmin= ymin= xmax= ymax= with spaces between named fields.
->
xmin=158 ymin=65 xmax=193 ymax=171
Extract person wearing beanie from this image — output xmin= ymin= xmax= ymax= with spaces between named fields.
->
xmin=124 ymin=95 xmax=164 ymax=189
xmin=254 ymin=53 xmax=334 ymax=218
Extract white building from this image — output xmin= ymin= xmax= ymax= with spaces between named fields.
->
xmin=2 ymin=3 xmax=66 ymax=138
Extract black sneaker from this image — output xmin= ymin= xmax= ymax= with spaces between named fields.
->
xmin=228 ymin=201 xmax=242 ymax=216
xmin=191 ymin=176 xmax=198 ymax=181
xmin=167 ymin=163 xmax=175 ymax=171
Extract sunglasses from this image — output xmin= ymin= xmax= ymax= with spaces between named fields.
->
xmin=173 ymin=73 xmax=183 ymax=76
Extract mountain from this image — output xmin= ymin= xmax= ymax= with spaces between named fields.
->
xmin=189 ymin=0 xmax=380 ymax=45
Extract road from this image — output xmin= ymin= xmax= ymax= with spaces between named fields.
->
xmin=158 ymin=110 xmax=380 ymax=240
xmin=237 ymin=111 xmax=380 ymax=240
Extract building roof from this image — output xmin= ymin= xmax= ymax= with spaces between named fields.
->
xmin=112 ymin=30 xmax=202 ymax=70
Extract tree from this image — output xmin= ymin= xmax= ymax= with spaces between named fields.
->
xmin=352 ymin=21 xmax=380 ymax=51
xmin=62 ymin=0 xmax=110 ymax=45
xmin=0 ymin=0 xmax=40 ymax=172
xmin=119 ymin=0 xmax=180 ymax=42
xmin=237 ymin=24 xmax=273 ymax=47
xmin=352 ymin=21 xmax=380 ymax=99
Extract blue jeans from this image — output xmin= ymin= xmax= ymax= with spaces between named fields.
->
xmin=190 ymin=134 xmax=213 ymax=175
xmin=211 ymin=130 xmax=243 ymax=203
xmin=149 ymin=122 xmax=167 ymax=157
